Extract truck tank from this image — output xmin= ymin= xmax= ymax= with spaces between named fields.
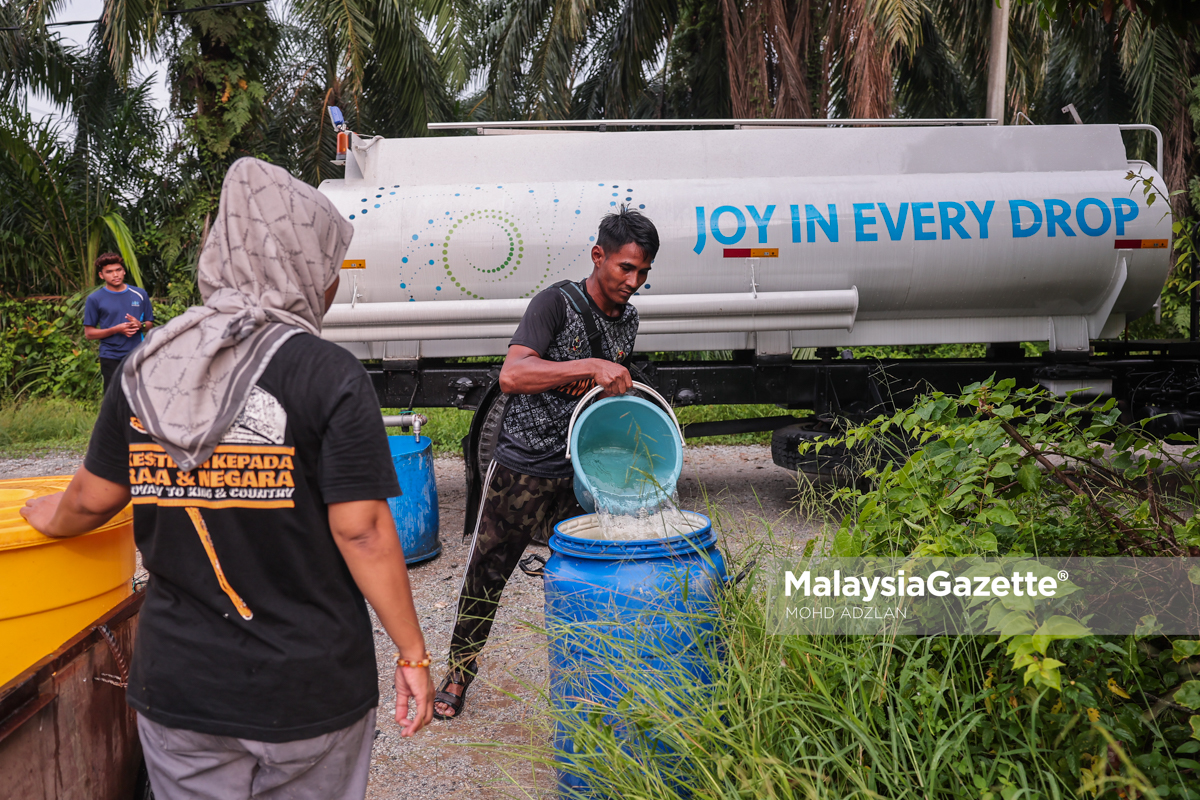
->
xmin=318 ymin=123 xmax=1172 ymax=359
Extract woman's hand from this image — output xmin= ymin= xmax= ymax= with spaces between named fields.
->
xmin=394 ymin=664 xmax=434 ymax=736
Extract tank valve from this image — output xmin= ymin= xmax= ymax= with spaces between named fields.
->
xmin=381 ymin=412 xmax=428 ymax=441
xmin=328 ymin=106 xmax=349 ymax=164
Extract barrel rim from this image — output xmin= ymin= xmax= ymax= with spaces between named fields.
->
xmin=549 ymin=512 xmax=715 ymax=559
xmin=1 ymin=476 xmax=133 ymax=552
xmin=386 ymin=434 xmax=433 ymax=454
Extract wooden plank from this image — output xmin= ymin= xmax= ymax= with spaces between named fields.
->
xmin=0 ymin=590 xmax=145 ymax=800
xmin=0 ymin=693 xmax=53 ymax=745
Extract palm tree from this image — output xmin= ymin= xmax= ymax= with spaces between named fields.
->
xmin=470 ymin=0 xmax=678 ymax=121
xmin=1119 ymin=11 xmax=1196 ymax=215
xmin=0 ymin=1 xmax=79 ymax=112
xmin=0 ymin=91 xmax=156 ymax=296
xmin=0 ymin=3 xmax=166 ymax=296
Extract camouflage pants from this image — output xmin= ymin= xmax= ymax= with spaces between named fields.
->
xmin=447 ymin=461 xmax=583 ymax=681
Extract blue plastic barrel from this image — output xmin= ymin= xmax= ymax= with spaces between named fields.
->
xmin=544 ymin=512 xmax=725 ymax=796
xmin=569 ymin=395 xmax=683 ymax=516
xmin=386 ymin=435 xmax=441 ymax=565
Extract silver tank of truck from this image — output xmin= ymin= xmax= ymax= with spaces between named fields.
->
xmin=318 ymin=122 xmax=1172 ymax=359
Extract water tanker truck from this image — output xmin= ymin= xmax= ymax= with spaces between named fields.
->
xmin=317 ymin=119 xmax=1187 ymax=523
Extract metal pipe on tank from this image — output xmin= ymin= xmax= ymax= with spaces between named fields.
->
xmin=325 ymin=290 xmax=857 ymax=327
xmin=322 ymin=289 xmax=859 ymax=342
xmin=323 ymin=311 xmax=857 ymax=343
xmin=382 ymin=412 xmax=427 ymax=440
xmin=324 ymin=298 xmax=530 ymax=327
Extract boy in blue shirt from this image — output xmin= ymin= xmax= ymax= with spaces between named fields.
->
xmin=84 ymin=253 xmax=154 ymax=392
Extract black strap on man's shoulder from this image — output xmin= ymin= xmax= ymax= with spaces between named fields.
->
xmin=552 ymin=279 xmax=607 ymax=361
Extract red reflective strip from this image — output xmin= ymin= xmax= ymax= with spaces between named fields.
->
xmin=723 ymin=248 xmax=752 ymax=258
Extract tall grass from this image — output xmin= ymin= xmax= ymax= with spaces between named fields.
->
xmin=493 ymin=384 xmax=1200 ymax=799
xmin=0 ymin=398 xmax=98 ymax=454
xmin=506 ymin=568 xmax=1161 ymax=800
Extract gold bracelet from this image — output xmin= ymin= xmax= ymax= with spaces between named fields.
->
xmin=394 ymin=651 xmax=432 ymax=668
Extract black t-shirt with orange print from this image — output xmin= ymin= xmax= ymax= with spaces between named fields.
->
xmin=85 ymin=333 xmax=400 ymax=742
xmin=494 ymin=279 xmax=639 ymax=479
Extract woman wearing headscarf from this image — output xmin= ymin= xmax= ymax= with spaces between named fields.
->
xmin=21 ymin=158 xmax=432 ymax=800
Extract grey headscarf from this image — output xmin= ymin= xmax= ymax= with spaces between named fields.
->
xmin=122 ymin=158 xmax=354 ymax=472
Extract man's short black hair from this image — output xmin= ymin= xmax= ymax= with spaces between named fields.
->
xmin=596 ymin=206 xmax=659 ymax=262
xmin=95 ymin=252 xmax=124 ymax=272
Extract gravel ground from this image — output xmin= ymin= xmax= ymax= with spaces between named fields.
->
xmin=1 ymin=444 xmax=820 ymax=799
xmin=0 ymin=451 xmax=85 ymax=479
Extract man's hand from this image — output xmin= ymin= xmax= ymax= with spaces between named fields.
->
xmin=592 ymin=359 xmax=632 ymax=397
xmin=122 ymin=315 xmax=141 ymax=337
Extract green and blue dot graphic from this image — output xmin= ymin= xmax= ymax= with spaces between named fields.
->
xmin=349 ymin=182 xmax=643 ymax=300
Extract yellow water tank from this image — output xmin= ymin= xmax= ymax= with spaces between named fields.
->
xmin=0 ymin=476 xmax=134 ymax=687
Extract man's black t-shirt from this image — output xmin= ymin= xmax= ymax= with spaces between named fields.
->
xmin=492 ymin=280 xmax=639 ymax=478
xmin=85 ymin=334 xmax=400 ymax=742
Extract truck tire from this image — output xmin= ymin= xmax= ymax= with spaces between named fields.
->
xmin=475 ymin=391 xmax=509 ymax=482
xmin=771 ymin=421 xmax=857 ymax=484
xmin=773 ymin=420 xmax=914 ymax=485
xmin=461 ymin=386 xmax=510 ymax=541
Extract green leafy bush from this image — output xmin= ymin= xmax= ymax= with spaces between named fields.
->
xmin=824 ymin=379 xmax=1200 ymax=560
xmin=0 ymin=295 xmax=100 ymax=400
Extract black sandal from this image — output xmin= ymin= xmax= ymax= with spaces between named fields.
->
xmin=433 ymin=670 xmax=473 ymax=720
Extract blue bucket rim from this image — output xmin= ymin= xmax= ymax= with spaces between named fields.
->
xmin=569 ymin=394 xmax=683 ymax=480
xmin=549 ymin=512 xmax=714 ymax=560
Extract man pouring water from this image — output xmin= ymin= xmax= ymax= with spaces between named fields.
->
xmin=434 ymin=206 xmax=658 ymax=720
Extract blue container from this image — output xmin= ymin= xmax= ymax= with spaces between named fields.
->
xmin=386 ymin=435 xmax=441 ymax=565
xmin=568 ymin=395 xmax=683 ymax=516
xmin=544 ymin=512 xmax=725 ymax=796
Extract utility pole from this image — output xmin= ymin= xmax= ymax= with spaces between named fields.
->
xmin=986 ymin=0 xmax=1010 ymax=124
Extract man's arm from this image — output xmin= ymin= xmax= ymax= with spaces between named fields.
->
xmin=328 ymin=499 xmax=433 ymax=737
xmin=499 ymin=345 xmax=632 ymax=396
xmin=19 ymin=466 xmax=131 ymax=538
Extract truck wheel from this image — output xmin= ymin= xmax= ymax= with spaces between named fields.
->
xmin=475 ymin=391 xmax=509 ymax=483
xmin=771 ymin=421 xmax=857 ymax=484
xmin=461 ymin=386 xmax=508 ymax=540
xmin=772 ymin=420 xmax=913 ymax=486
